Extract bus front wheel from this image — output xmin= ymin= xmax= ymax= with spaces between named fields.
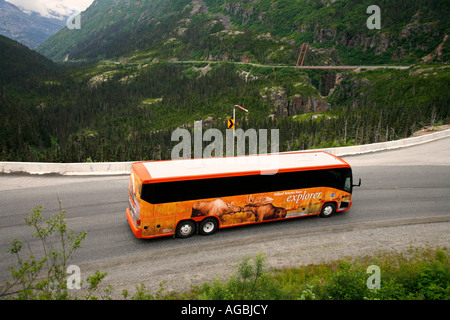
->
xmin=176 ymin=220 xmax=196 ymax=238
xmin=199 ymin=218 xmax=218 ymax=236
xmin=319 ymin=202 xmax=336 ymax=218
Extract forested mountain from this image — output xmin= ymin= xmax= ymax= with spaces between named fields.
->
xmin=38 ymin=0 xmax=449 ymax=65
xmin=0 ymin=35 xmax=57 ymax=85
xmin=1 ymin=0 xmax=449 ymax=163
xmin=0 ymin=0 xmax=65 ymax=49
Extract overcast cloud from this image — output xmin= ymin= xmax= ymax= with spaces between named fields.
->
xmin=6 ymin=0 xmax=94 ymax=18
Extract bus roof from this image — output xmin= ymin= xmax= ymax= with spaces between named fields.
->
xmin=133 ymin=151 xmax=350 ymax=183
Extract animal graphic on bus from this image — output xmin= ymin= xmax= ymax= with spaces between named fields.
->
xmin=191 ymin=195 xmax=287 ymax=223
xmin=242 ymin=195 xmax=287 ymax=221
xmin=191 ymin=198 xmax=243 ymax=221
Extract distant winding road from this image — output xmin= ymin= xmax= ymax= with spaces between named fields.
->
xmin=1 ymin=136 xmax=449 ymax=296
xmin=168 ymin=59 xmax=411 ymax=70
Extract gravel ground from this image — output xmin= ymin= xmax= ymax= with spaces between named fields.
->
xmin=76 ymin=219 xmax=449 ymax=299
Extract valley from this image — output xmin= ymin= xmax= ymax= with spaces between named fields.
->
xmin=0 ymin=0 xmax=449 ymax=163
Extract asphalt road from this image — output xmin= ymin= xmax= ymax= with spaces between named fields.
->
xmin=1 ymin=136 xmax=449 ymax=294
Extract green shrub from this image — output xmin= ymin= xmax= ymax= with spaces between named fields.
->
xmin=195 ymin=248 xmax=449 ymax=300
xmin=319 ymin=261 xmax=371 ymax=299
xmin=197 ymin=253 xmax=286 ymax=300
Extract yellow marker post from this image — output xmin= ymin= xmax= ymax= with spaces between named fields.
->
xmin=227 ymin=118 xmax=235 ymax=129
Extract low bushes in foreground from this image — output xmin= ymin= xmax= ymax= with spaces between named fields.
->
xmin=188 ymin=247 xmax=449 ymax=300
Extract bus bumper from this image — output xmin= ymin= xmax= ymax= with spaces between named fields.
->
xmin=126 ymin=208 xmax=142 ymax=238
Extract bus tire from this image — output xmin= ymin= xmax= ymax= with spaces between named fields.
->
xmin=176 ymin=220 xmax=196 ymax=238
xmin=319 ymin=202 xmax=336 ymax=218
xmin=199 ymin=218 xmax=219 ymax=236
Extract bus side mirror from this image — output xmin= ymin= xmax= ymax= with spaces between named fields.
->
xmin=353 ymin=178 xmax=361 ymax=187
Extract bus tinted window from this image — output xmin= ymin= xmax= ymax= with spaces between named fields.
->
xmin=141 ymin=168 xmax=352 ymax=204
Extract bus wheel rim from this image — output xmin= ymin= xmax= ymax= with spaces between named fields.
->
xmin=180 ymin=224 xmax=193 ymax=236
xmin=203 ymin=221 xmax=215 ymax=233
xmin=323 ymin=205 xmax=333 ymax=215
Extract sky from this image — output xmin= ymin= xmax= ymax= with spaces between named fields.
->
xmin=6 ymin=0 xmax=95 ymax=19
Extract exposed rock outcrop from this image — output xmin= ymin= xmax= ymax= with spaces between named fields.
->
xmin=262 ymin=86 xmax=331 ymax=118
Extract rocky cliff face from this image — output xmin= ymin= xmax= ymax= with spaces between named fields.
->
xmin=263 ymin=86 xmax=331 ymax=118
xmin=318 ymin=73 xmax=337 ymax=96
xmin=37 ymin=0 xmax=448 ymax=64
xmin=218 ymin=0 xmax=448 ymax=64
xmin=314 ymin=23 xmax=446 ymax=62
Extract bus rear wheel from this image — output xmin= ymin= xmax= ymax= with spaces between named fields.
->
xmin=320 ymin=202 xmax=336 ymax=218
xmin=199 ymin=218 xmax=218 ymax=236
xmin=176 ymin=220 xmax=196 ymax=238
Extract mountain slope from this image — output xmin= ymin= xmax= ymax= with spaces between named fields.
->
xmin=38 ymin=0 xmax=449 ymax=65
xmin=2 ymin=0 xmax=449 ymax=163
xmin=0 ymin=0 xmax=65 ymax=49
xmin=37 ymin=0 xmax=188 ymax=61
xmin=0 ymin=34 xmax=57 ymax=85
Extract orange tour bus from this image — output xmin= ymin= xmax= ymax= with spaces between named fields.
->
xmin=126 ymin=151 xmax=361 ymax=239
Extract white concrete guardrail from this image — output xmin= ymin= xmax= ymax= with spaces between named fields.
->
xmin=1 ymin=128 xmax=449 ymax=176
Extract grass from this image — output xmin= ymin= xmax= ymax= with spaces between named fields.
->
xmin=165 ymin=247 xmax=450 ymax=300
